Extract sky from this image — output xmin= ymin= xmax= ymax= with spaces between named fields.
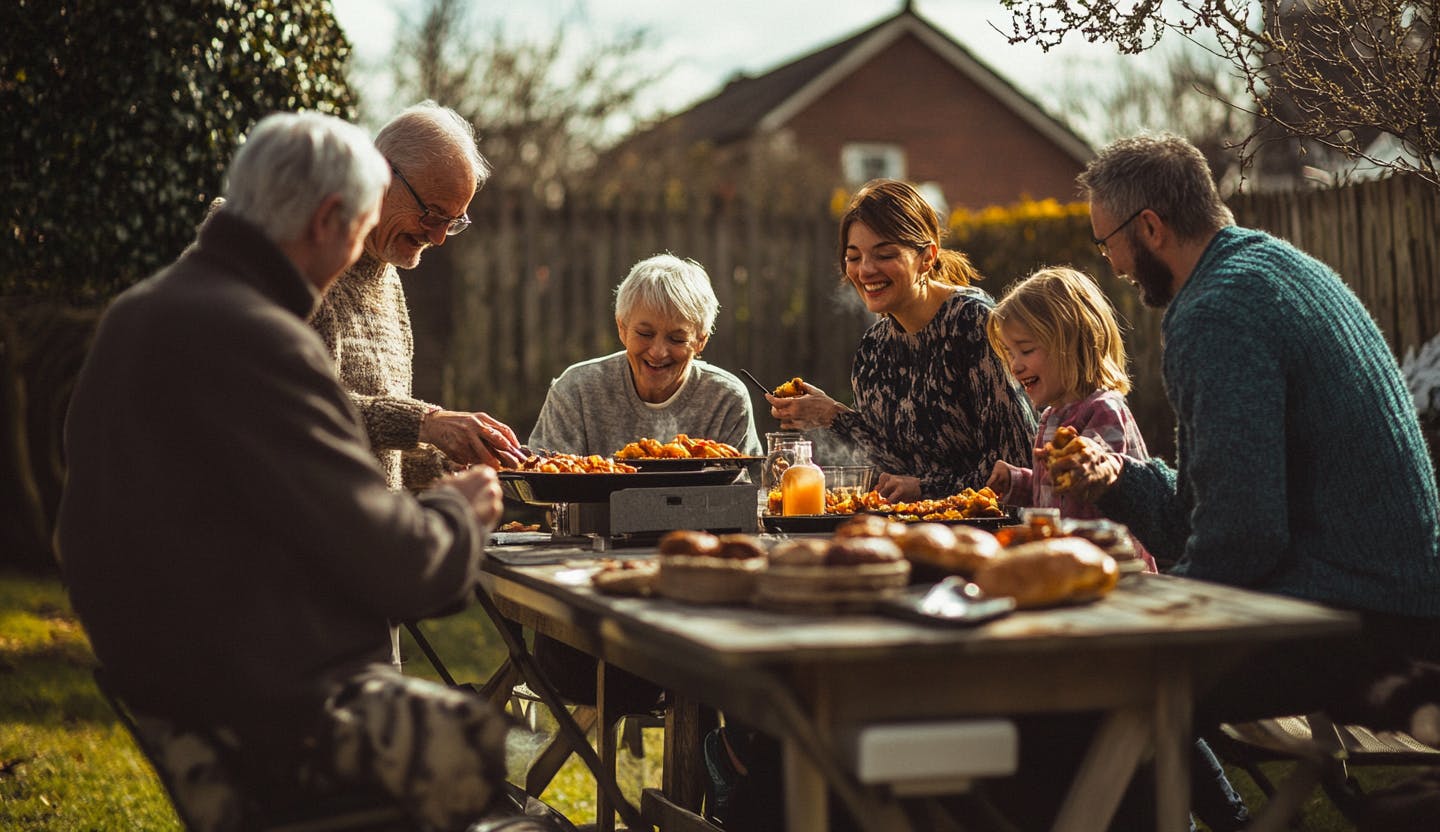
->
xmin=330 ymin=0 xmax=1158 ymax=139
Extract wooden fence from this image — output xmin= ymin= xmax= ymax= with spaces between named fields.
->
xmin=406 ymin=189 xmax=865 ymax=442
xmin=404 ymin=175 xmax=1440 ymax=459
xmin=1230 ymin=174 xmax=1440 ymax=360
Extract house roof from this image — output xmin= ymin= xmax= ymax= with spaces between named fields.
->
xmin=653 ymin=6 xmax=1092 ymax=164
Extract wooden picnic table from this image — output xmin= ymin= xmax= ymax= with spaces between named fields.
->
xmin=477 ymin=542 xmax=1359 ymax=832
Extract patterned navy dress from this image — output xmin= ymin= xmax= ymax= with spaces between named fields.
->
xmin=830 ymin=287 xmax=1037 ymax=497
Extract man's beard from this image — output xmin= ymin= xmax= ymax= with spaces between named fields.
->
xmin=1131 ymin=239 xmax=1176 ymax=308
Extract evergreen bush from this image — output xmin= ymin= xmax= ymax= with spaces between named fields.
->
xmin=0 ymin=0 xmax=358 ymax=303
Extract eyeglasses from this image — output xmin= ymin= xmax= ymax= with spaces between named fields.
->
xmin=388 ymin=163 xmax=471 ymax=236
xmin=1091 ymin=207 xmax=1146 ymax=257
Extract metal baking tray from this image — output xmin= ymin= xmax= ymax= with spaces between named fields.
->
xmin=760 ymin=511 xmax=1017 ymax=535
xmin=499 ymin=468 xmax=743 ymax=505
xmin=616 ymin=456 xmax=763 ymax=472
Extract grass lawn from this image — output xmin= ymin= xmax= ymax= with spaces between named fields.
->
xmin=0 ymin=569 xmax=655 ymax=830
xmin=1 ymin=567 xmax=1430 ymax=830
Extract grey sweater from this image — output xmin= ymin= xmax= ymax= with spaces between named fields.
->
xmin=529 ymin=351 xmax=762 ymax=456
xmin=310 ymin=253 xmax=445 ymax=490
xmin=1100 ymin=226 xmax=1440 ymax=616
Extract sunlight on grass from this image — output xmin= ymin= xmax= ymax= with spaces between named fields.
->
xmin=0 ymin=571 xmax=181 ymax=831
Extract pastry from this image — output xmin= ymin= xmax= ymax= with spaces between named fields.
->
xmin=772 ymin=377 xmax=807 ymax=398
xmin=898 ymin=523 xmax=1000 ymax=576
xmin=768 ymin=538 xmax=830 ymax=566
xmin=590 ymin=561 xmax=659 ymax=596
xmin=1042 ymin=426 xmax=1082 ymax=490
xmin=833 ymin=513 xmax=906 ymax=540
xmin=658 ymin=529 xmax=722 ymax=557
xmin=825 ymin=536 xmax=904 ymax=566
xmin=657 ymin=533 xmax=765 ymax=604
xmin=972 ymin=537 xmax=1118 ymax=609
xmin=715 ymin=534 xmax=767 ymax=560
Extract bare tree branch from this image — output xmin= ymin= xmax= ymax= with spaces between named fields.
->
xmin=1001 ymin=0 xmax=1440 ymax=189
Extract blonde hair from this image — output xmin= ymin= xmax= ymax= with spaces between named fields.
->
xmin=986 ymin=267 xmax=1131 ymax=398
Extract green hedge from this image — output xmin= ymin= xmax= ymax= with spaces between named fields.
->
xmin=1 ymin=0 xmax=358 ymax=303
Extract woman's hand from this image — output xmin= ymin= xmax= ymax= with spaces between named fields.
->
xmin=766 ymin=382 xmax=847 ymax=430
xmin=1049 ymin=436 xmax=1123 ymax=504
xmin=875 ymin=473 xmax=921 ymax=503
xmin=420 ymin=410 xmax=525 ymax=469
xmin=445 ymin=465 xmax=504 ymax=530
xmin=986 ymin=460 xmax=1013 ymax=498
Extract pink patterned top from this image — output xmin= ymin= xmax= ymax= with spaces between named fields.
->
xmin=999 ymin=389 xmax=1157 ymax=571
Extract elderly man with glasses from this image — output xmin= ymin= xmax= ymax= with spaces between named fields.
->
xmin=311 ymin=100 xmax=524 ymax=491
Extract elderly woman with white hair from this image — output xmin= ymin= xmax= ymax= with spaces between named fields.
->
xmin=528 ymin=253 xmax=762 ymax=457
xmin=527 ymin=253 xmax=760 ymax=715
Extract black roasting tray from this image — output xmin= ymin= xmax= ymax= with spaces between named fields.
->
xmin=761 ymin=511 xmax=1017 ymax=535
xmin=499 ymin=468 xmax=743 ymax=505
xmin=616 ymin=456 xmax=763 ymax=472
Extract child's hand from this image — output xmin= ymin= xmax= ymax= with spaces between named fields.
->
xmin=986 ymin=460 xmax=1012 ymax=497
xmin=1050 ymin=436 xmax=1123 ymax=503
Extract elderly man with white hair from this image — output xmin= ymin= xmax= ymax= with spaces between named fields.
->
xmin=311 ymin=100 xmax=525 ymax=490
xmin=57 ymin=111 xmax=518 ymax=832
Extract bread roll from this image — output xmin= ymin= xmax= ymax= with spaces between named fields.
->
xmin=659 ymin=530 xmax=721 ymax=557
xmin=591 ymin=562 xmax=659 ymax=596
xmin=972 ymin=537 xmax=1118 ymax=609
xmin=768 ymin=538 xmax=830 ymax=566
xmin=895 ymin=522 xmax=956 ymax=562
xmin=834 ymin=513 xmax=906 ymax=540
xmin=825 ymin=536 xmax=904 ymax=566
xmin=900 ymin=523 xmax=1000 ymax=576
xmin=715 ymin=534 xmax=767 ymax=560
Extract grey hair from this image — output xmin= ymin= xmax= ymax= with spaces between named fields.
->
xmin=614 ymin=254 xmax=720 ymax=334
xmin=374 ymin=100 xmax=490 ymax=186
xmin=224 ymin=111 xmax=390 ymax=243
xmin=1077 ymin=132 xmax=1234 ymax=243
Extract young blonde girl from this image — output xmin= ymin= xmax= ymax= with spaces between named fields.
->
xmin=983 ymin=267 xmax=1252 ymax=830
xmin=984 ymin=266 xmax=1155 ymax=570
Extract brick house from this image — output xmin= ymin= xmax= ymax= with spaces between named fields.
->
xmin=617 ymin=2 xmax=1092 ymax=211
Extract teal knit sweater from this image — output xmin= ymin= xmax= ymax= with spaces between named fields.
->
xmin=1101 ymin=227 xmax=1440 ymax=616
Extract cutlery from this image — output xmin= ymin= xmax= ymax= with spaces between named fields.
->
xmin=739 ymin=369 xmax=773 ymax=397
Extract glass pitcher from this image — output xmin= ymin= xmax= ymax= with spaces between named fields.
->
xmin=762 ymin=431 xmax=807 ymax=492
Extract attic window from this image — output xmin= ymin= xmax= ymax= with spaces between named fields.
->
xmin=842 ymin=143 xmax=906 ymax=184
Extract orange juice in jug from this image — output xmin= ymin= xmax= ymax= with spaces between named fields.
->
xmin=780 ymin=440 xmax=825 ymax=515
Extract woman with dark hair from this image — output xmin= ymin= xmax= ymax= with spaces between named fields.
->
xmin=768 ymin=178 xmax=1035 ymax=501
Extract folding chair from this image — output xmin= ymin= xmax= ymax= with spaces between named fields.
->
xmin=93 ymin=665 xmax=414 ymax=831
xmin=406 ymin=619 xmax=664 ymax=793
xmin=1212 ymin=713 xmax=1440 ymax=828
xmin=95 ymin=665 xmax=578 ymax=832
xmin=471 ymin=588 xmax=652 ymax=832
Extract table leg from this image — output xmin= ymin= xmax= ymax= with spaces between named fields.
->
xmin=1154 ymin=663 xmax=1192 ymax=832
xmin=1053 ymin=706 xmax=1152 ymax=832
xmin=783 ymin=738 xmax=828 ymax=832
xmin=663 ymin=692 xmax=705 ymax=812
xmin=597 ymin=661 xmax=618 ymax=832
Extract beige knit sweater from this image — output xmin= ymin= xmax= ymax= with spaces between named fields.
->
xmin=310 ymin=253 xmax=446 ymax=490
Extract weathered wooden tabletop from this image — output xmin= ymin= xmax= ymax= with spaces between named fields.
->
xmin=480 ymin=545 xmax=1359 ymax=832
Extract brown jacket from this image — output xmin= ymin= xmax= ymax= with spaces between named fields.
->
xmin=57 ymin=211 xmax=481 ymax=728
